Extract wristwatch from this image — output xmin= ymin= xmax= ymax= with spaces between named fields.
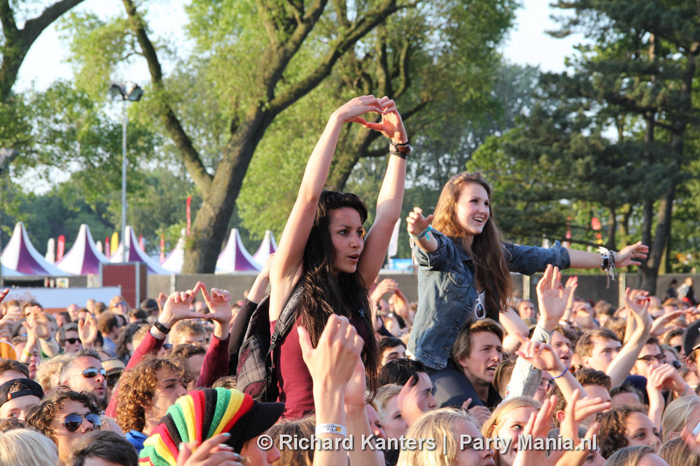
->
xmin=389 ymin=141 xmax=411 ymax=158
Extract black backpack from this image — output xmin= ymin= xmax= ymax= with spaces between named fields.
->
xmin=235 ymin=283 xmax=304 ymax=402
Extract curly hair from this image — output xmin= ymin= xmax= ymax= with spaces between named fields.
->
xmin=298 ymin=190 xmax=378 ymax=389
xmin=25 ymin=391 xmax=101 ymax=444
xmin=115 ymin=357 xmax=192 ymax=433
xmin=115 ymin=321 xmax=149 ymax=363
xmin=596 ymin=405 xmax=646 ymax=459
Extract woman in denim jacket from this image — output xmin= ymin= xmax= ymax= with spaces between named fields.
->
xmin=406 ymin=172 xmax=649 ymax=374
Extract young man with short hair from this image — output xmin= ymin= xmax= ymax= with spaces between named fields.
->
xmin=430 ymin=319 xmax=504 ymax=409
xmin=576 ymin=328 xmax=622 ymax=373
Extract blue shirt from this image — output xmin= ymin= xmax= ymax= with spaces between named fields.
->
xmin=126 ymin=430 xmax=148 ymax=454
xmin=409 ymin=230 xmax=571 ymax=370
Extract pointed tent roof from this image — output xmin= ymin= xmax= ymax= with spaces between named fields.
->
xmin=56 ymin=224 xmax=110 ymax=275
xmin=110 ymin=226 xmax=170 ymax=275
xmin=1 ymin=264 xmax=23 ymax=276
xmin=161 ymin=232 xmax=186 ymax=273
xmin=253 ymin=230 xmax=278 ymax=266
xmin=216 ymin=228 xmax=261 ymax=273
xmin=1 ymin=222 xmax=70 ymax=276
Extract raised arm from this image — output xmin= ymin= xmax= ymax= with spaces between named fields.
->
xmin=357 ymin=98 xmax=408 ymax=287
xmin=606 ymin=288 xmax=652 ymax=387
xmin=270 ymin=96 xmax=385 ymax=318
xmin=566 ymin=241 xmax=648 ymax=269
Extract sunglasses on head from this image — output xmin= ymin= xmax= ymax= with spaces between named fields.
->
xmin=68 ymin=368 xmax=106 ymax=381
xmin=64 ymin=338 xmax=82 ymax=345
xmin=62 ymin=413 xmax=101 ymax=432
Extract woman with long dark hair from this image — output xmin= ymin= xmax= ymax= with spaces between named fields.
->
xmin=406 ymin=171 xmax=649 ymax=373
xmin=270 ymin=95 xmax=408 ymax=418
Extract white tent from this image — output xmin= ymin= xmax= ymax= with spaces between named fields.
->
xmin=216 ymin=228 xmax=261 ymax=273
xmin=56 ymin=224 xmax=110 ymax=275
xmin=1 ymin=264 xmax=23 ymax=276
xmin=110 ymin=226 xmax=170 ymax=274
xmin=1 ymin=222 xmax=70 ymax=276
xmin=253 ymin=230 xmax=278 ymax=266
xmin=161 ymin=232 xmax=186 ymax=273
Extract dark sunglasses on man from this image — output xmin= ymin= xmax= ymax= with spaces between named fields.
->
xmin=67 ymin=368 xmax=106 ymax=381
xmin=63 ymin=337 xmax=82 ymax=345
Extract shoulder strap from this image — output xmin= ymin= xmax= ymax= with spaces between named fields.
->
xmin=269 ymin=282 xmax=304 ymax=350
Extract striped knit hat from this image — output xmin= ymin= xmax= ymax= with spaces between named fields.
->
xmin=139 ymin=388 xmax=284 ymax=466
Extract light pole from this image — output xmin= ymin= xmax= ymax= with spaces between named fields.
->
xmin=109 ymin=82 xmax=144 ymax=263
xmin=0 ymin=148 xmax=19 ymax=286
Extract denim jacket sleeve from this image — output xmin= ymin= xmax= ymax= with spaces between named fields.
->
xmin=505 ymin=325 xmax=551 ymax=400
xmin=504 ymin=241 xmax=571 ymax=276
xmin=412 ymin=230 xmax=456 ymax=271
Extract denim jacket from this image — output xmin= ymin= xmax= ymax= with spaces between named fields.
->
xmin=409 ymin=230 xmax=571 ymax=370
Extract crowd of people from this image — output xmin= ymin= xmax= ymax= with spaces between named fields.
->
xmin=0 ymin=96 xmax=699 ymax=466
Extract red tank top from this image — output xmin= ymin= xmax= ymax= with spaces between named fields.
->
xmin=272 ymin=314 xmax=369 ymax=419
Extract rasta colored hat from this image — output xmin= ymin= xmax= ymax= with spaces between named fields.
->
xmin=139 ymin=388 xmax=284 ymax=465
xmin=0 ymin=378 xmax=44 ymax=408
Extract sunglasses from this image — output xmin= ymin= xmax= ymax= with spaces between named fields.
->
xmin=68 ymin=368 xmax=106 ymax=381
xmin=61 ymin=413 xmax=102 ymax=432
xmin=64 ymin=338 xmax=82 ymax=345
xmin=106 ymin=372 xmax=122 ymax=389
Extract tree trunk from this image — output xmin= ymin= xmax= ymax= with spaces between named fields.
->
xmin=181 ymin=108 xmax=273 ymax=273
xmin=606 ymin=206 xmax=617 ymax=250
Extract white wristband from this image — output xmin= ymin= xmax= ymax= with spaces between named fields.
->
xmin=315 ymin=423 xmax=347 ymax=437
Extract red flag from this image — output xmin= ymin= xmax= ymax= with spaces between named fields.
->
xmin=57 ymin=235 xmax=65 ymax=261
xmin=160 ymin=234 xmax=165 ymax=262
xmin=186 ymin=196 xmax=192 ymax=236
xmin=105 ymin=237 xmax=110 ymax=258
xmin=139 ymin=234 xmax=145 ymax=251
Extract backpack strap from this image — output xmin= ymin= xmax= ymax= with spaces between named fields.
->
xmin=269 ymin=282 xmax=304 ymax=354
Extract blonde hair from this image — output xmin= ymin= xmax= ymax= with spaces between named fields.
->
xmin=0 ymin=428 xmax=58 ymax=466
xmin=375 ymin=384 xmax=403 ymax=418
xmin=267 ymin=417 xmax=316 ymax=466
xmin=604 ymin=446 xmax=656 ymax=466
xmin=35 ymin=354 xmax=73 ymax=395
xmin=481 ymin=396 xmax=541 ymax=466
xmin=662 ymin=396 xmax=700 ymax=443
xmin=397 ymin=408 xmax=479 ymax=466
xmin=659 ymin=437 xmax=700 ymax=466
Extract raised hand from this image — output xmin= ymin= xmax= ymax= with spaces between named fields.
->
xmin=650 ymin=310 xmax=685 ymax=337
xmin=371 ymin=279 xmax=398 ymax=301
xmin=536 ymin=265 xmax=574 ymax=331
xmin=516 ymin=338 xmax=564 ymax=373
xmin=78 ymin=312 xmax=98 ymax=348
xmin=332 ymin=95 xmax=385 ymax=126
xmin=624 ymin=288 xmax=652 ymax=330
xmin=159 ymin=282 xmax=206 ymax=328
xmin=647 ymin=363 xmax=690 ymax=394
xmin=201 ymin=284 xmax=232 ymax=325
xmin=362 ymin=97 xmax=408 ymax=144
xmin=25 ymin=306 xmax=50 ymax=340
xmin=298 ymin=314 xmax=363 ymax=390
xmin=513 ymin=395 xmax=557 ymax=466
xmin=616 ymin=241 xmax=649 ymax=268
xmin=406 ymin=207 xmax=434 ymax=236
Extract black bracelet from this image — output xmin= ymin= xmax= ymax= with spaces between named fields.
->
xmin=153 ymin=320 xmax=171 ymax=334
